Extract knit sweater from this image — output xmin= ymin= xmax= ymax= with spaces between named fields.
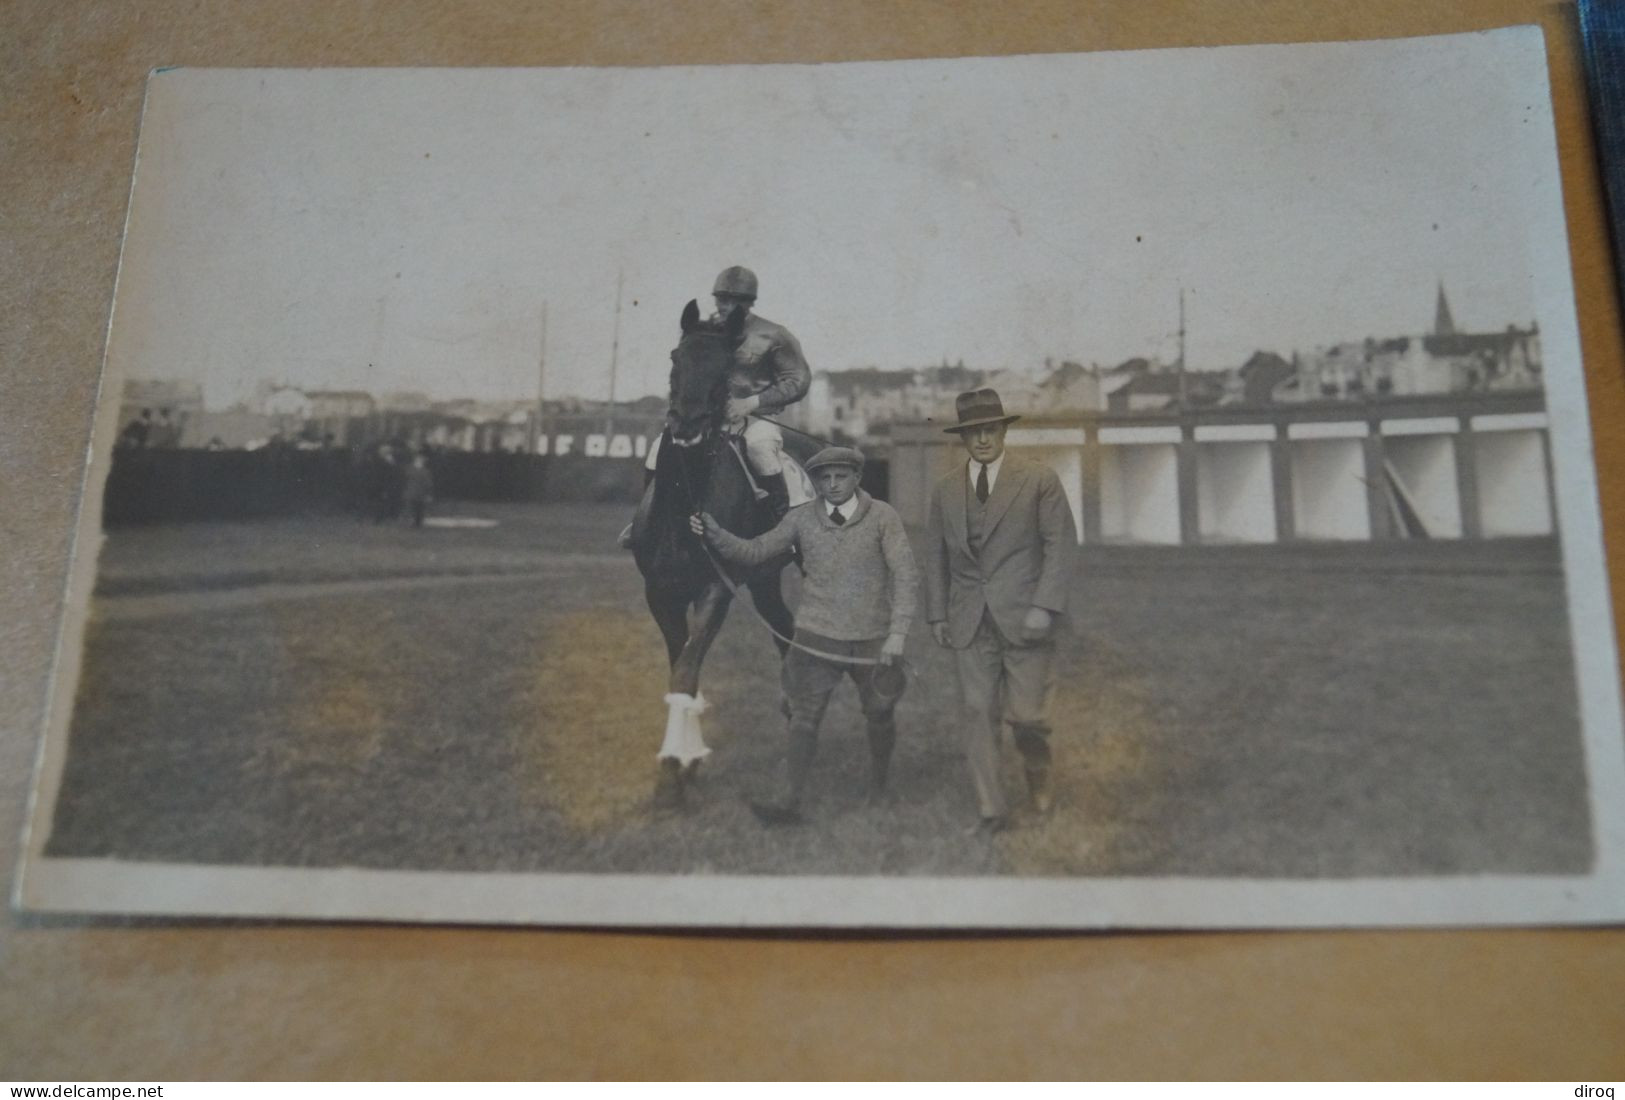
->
xmin=706 ymin=490 xmax=919 ymax=641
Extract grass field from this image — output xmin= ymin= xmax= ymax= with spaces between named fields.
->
xmin=45 ymin=501 xmax=1593 ymax=878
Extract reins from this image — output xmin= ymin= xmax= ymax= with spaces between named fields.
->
xmin=750 ymin=413 xmax=837 ymax=450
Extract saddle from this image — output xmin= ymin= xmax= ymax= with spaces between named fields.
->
xmin=628 ymin=431 xmax=806 ymax=552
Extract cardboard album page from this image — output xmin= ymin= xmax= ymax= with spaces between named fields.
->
xmin=19 ymin=28 xmax=1625 ymax=928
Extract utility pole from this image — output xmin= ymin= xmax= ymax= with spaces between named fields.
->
xmin=606 ymin=268 xmax=624 ymax=438
xmin=534 ymin=300 xmax=548 ymax=454
xmin=1176 ymin=285 xmax=1188 ymax=409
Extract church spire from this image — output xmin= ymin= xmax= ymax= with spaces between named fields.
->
xmin=1434 ymin=281 xmax=1457 ymax=337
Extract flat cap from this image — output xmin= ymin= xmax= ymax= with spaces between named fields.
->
xmin=805 ymin=445 xmax=865 ymax=472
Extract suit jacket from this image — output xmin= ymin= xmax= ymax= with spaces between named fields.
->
xmin=924 ymin=453 xmax=1079 ymax=648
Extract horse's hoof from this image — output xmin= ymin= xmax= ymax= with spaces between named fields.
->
xmin=653 ymin=758 xmax=686 ymax=812
xmin=749 ymin=800 xmax=805 ymax=827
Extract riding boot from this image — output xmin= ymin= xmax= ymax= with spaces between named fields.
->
xmin=759 ymin=472 xmax=791 ymax=523
xmin=751 ymin=718 xmax=814 ymax=825
xmin=757 ymin=470 xmax=800 ymax=571
xmin=866 ymin=716 xmax=897 ymax=803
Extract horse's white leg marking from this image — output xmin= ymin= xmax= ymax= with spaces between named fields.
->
xmin=658 ymin=692 xmax=711 ymax=764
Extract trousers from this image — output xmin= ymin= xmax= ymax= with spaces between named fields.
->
xmin=954 ymin=609 xmax=1056 ymax=818
xmin=777 ymin=630 xmax=900 ymax=808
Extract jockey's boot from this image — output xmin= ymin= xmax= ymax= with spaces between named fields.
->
xmin=759 ymin=471 xmax=791 ymax=524
xmin=759 ymin=470 xmax=801 ymax=569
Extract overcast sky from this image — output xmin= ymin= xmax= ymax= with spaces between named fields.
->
xmin=109 ymin=30 xmax=1558 ymax=409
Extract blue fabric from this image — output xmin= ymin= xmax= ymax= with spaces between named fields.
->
xmin=1581 ymin=0 xmax=1625 ymax=311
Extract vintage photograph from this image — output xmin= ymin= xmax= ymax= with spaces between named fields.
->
xmin=18 ymin=29 xmax=1625 ymax=927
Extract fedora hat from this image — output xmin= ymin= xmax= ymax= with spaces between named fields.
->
xmin=943 ymin=388 xmax=1021 ymax=433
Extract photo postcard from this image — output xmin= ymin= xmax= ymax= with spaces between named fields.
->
xmin=16 ymin=26 xmax=1625 ymax=928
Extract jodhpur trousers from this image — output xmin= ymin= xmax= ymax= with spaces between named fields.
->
xmin=777 ymin=630 xmax=900 ymax=808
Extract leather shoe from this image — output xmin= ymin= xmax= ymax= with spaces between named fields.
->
xmin=965 ymin=814 xmax=1009 ymax=837
xmin=1026 ymin=767 xmax=1053 ymax=815
xmin=749 ymin=800 xmax=805 ymax=826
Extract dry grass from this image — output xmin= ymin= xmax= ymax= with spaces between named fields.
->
xmin=522 ymin=608 xmax=682 ymax=830
xmin=996 ymin=639 xmax=1168 ymax=875
xmin=45 ymin=506 xmax=1593 ymax=878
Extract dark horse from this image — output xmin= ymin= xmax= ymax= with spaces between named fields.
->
xmin=632 ymin=299 xmax=796 ymax=808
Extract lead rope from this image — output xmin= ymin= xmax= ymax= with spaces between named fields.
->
xmin=674 ymin=430 xmax=885 ymax=668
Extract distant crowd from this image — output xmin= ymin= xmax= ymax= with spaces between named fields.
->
xmin=115 ymin=411 xmax=437 ymax=528
xmin=116 ymin=407 xmax=190 ymax=449
xmin=361 ymin=442 xmax=436 ymax=527
xmin=119 ymin=406 xmax=342 ymax=453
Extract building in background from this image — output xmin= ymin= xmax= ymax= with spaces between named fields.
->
xmin=304 ymin=390 xmax=377 ymax=441
xmin=1281 ymin=284 xmax=1541 ymax=402
xmin=788 ymin=359 xmax=1102 ymax=444
xmin=1099 ymin=357 xmax=1229 ymax=412
xmin=111 ymin=283 xmax=1540 ymax=455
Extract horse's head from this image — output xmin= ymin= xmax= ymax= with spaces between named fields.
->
xmin=666 ymin=298 xmax=745 ymax=445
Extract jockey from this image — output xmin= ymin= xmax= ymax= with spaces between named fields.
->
xmin=621 ymin=266 xmax=812 ymax=548
xmin=706 ymin=265 xmax=813 ymax=522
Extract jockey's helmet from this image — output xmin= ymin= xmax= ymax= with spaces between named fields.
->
xmin=712 ymin=266 xmax=758 ymax=300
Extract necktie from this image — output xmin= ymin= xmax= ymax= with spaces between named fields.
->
xmin=976 ymin=463 xmax=989 ymax=503
xmin=830 ymin=506 xmax=845 ymax=526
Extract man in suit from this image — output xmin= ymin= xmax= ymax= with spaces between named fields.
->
xmin=925 ymin=388 xmax=1079 ymax=832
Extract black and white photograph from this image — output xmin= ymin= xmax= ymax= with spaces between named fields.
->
xmin=17 ymin=27 xmax=1625 ymax=928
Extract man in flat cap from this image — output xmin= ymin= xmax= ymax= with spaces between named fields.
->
xmin=925 ymin=389 xmax=1079 ymax=833
xmin=692 ymin=445 xmax=918 ymax=824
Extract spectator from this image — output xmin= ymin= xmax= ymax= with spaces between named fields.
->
xmin=373 ymin=444 xmax=404 ymax=523
xmin=153 ymin=407 xmax=179 ymax=448
xmin=402 ymin=454 xmax=435 ymax=528
xmin=118 ymin=408 xmax=153 ymax=448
